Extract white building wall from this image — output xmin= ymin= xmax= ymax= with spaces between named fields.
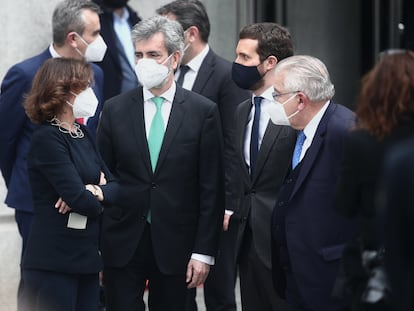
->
xmin=0 ymin=0 xmax=244 ymax=82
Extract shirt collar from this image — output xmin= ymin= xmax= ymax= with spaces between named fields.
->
xmin=143 ymin=82 xmax=176 ymax=104
xmin=185 ymin=44 xmax=209 ymax=73
xmin=251 ymin=86 xmax=274 ymax=105
xmin=303 ymin=100 xmax=330 ymax=139
xmin=49 ymin=43 xmax=62 ymax=58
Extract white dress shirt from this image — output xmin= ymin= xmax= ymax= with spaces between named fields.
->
xmin=243 ymin=87 xmax=274 ymax=172
xmin=174 ymin=44 xmax=210 ymax=90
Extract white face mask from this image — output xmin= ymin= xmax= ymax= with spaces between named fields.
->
xmin=134 ymin=54 xmax=174 ymax=90
xmin=67 ymin=87 xmax=99 ymax=118
xmin=267 ymin=93 xmax=299 ymax=126
xmin=75 ymin=34 xmax=107 ymax=62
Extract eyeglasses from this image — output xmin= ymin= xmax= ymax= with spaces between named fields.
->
xmin=272 ymin=90 xmax=300 ymax=100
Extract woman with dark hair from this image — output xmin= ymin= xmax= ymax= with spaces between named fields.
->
xmin=334 ymin=50 xmax=414 ymax=311
xmin=21 ymin=57 xmax=118 ymax=311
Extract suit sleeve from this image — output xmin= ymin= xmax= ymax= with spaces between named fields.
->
xmin=96 ymin=100 xmax=115 ymax=174
xmin=0 ymin=65 xmax=31 ymax=186
xmin=30 ymin=130 xmax=113 ymax=219
xmin=217 ymin=73 xmax=250 ymax=213
xmin=193 ymin=104 xmax=225 ymax=256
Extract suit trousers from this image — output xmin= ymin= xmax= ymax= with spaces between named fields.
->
xmin=239 ymin=227 xmax=289 ymax=311
xmin=104 ymin=223 xmax=189 ymax=311
xmin=21 ymin=269 xmax=99 ymax=311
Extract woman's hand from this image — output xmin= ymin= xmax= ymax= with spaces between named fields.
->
xmin=55 ymin=197 xmax=72 ymax=214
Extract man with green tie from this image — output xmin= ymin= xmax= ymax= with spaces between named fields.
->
xmin=96 ymin=15 xmax=225 ymax=311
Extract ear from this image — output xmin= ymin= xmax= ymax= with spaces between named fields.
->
xmin=265 ymin=55 xmax=278 ymax=70
xmin=67 ymin=32 xmax=78 ymax=48
xmin=186 ymin=26 xmax=198 ymax=43
xmin=171 ymin=50 xmax=182 ymax=70
xmin=297 ymin=92 xmax=307 ymax=111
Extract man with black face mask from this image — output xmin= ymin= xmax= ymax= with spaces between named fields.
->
xmin=93 ymin=0 xmax=141 ymax=101
xmin=230 ymin=23 xmax=296 ymax=311
xmin=156 ymin=2 xmax=250 ymax=311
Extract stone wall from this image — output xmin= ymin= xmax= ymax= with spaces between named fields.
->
xmin=0 ymin=0 xmax=242 ymax=82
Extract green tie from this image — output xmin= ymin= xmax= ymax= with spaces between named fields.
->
xmin=148 ymin=97 xmax=165 ymax=172
xmin=147 ymin=97 xmax=165 ymax=223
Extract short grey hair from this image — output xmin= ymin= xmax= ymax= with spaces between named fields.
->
xmin=131 ymin=16 xmax=184 ymax=57
xmin=274 ymin=55 xmax=335 ymax=102
xmin=52 ymin=0 xmax=101 ymax=47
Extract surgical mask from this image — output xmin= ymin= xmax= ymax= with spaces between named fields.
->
xmin=135 ymin=54 xmax=174 ymax=89
xmin=67 ymin=87 xmax=99 ymax=118
xmin=231 ymin=62 xmax=263 ymax=90
xmin=267 ymin=93 xmax=299 ymax=126
xmin=75 ymin=34 xmax=107 ymax=62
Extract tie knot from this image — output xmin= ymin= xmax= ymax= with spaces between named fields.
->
xmin=152 ymin=97 xmax=164 ymax=109
xmin=297 ymin=130 xmax=306 ymax=144
xmin=254 ymin=96 xmax=263 ymax=107
xmin=180 ymin=65 xmax=190 ymax=75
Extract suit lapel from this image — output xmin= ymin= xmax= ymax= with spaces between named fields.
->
xmin=154 ymin=87 xmax=186 ymax=174
xmin=290 ymin=103 xmax=336 ymax=198
xmin=192 ymin=50 xmax=215 ymax=93
xmin=128 ymin=87 xmax=153 ymax=174
xmin=237 ymin=100 xmax=252 ymax=182
xmin=252 ymin=122 xmax=284 ymax=182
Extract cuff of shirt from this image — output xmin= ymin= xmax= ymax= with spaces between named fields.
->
xmin=191 ymin=253 xmax=215 ymax=265
xmin=225 ymin=209 xmax=234 ymax=216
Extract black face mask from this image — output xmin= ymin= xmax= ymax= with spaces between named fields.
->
xmin=103 ymin=0 xmax=129 ymax=9
xmin=231 ymin=62 xmax=263 ymax=90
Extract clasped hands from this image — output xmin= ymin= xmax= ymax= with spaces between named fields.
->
xmin=55 ymin=172 xmax=107 ymax=214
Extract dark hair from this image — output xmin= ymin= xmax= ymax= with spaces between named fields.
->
xmin=156 ymin=0 xmax=210 ymax=43
xmin=25 ymin=58 xmax=93 ymax=124
xmin=239 ymin=23 xmax=293 ymax=62
xmin=356 ymin=50 xmax=414 ymax=138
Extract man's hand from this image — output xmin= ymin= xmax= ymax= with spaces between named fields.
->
xmin=186 ymin=258 xmax=210 ymax=288
xmin=55 ymin=197 xmax=71 ymax=214
xmin=223 ymin=213 xmax=232 ymax=231
xmin=99 ymin=172 xmax=107 ymax=185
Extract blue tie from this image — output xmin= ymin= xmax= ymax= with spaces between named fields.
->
xmin=292 ymin=131 xmax=306 ymax=169
xmin=148 ymin=97 xmax=165 ymax=172
xmin=250 ymin=96 xmax=263 ymax=175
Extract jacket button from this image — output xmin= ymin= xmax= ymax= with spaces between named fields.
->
xmin=278 ymin=201 xmax=284 ymax=207
xmin=151 ymin=183 xmax=156 ymax=188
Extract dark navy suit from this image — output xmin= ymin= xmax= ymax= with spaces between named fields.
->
xmin=271 ymin=102 xmax=358 ymax=311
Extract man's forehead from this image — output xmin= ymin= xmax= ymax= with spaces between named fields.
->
xmin=135 ymin=33 xmax=167 ymax=52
